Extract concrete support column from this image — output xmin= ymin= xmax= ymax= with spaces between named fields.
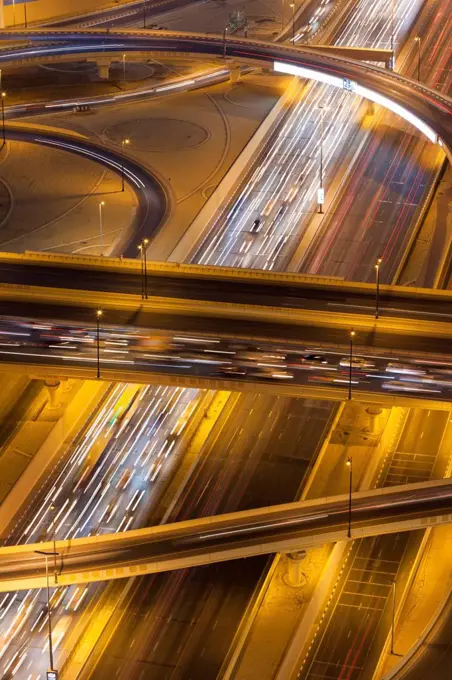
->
xmin=0 ymin=0 xmax=4 ymax=29
xmin=93 ymin=58 xmax=112 ymax=80
xmin=365 ymin=406 xmax=383 ymax=434
xmin=229 ymin=65 xmax=241 ymax=83
xmin=45 ymin=379 xmax=61 ymax=409
xmin=285 ymin=550 xmax=307 ymax=587
xmin=367 ymin=100 xmax=375 ymax=115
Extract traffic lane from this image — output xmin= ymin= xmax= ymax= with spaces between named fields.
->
xmin=0 ymin=385 xmax=201 ymax=676
xmin=3 ymin=300 xmax=452 ymax=360
xmin=379 ymin=409 xmax=445 ymax=486
xmin=303 ymin=532 xmax=411 ymax=680
xmin=2 ymin=318 xmax=452 ymax=403
xmin=2 ymin=321 xmax=452 ymax=401
xmin=90 ymin=558 xmax=268 ymax=680
xmin=3 ymin=126 xmax=167 ymax=257
xmin=298 ymin=403 xmax=451 ymax=678
xmin=3 ymin=68 xmax=230 ymax=119
xmin=3 ymin=261 xmax=452 ymax=322
xmin=397 ymin=409 xmax=448 ymax=455
xmin=302 ymin=0 xmax=451 ymax=286
xmin=305 ymin=125 xmax=443 ymax=284
xmin=1 ymin=483 xmax=452 ymax=582
xmin=154 ymin=400 xmax=332 ymax=678
xmin=88 ymin=398 xmax=334 ymax=679
xmin=169 ymin=394 xmax=288 ymax=520
xmin=2 ymin=343 xmax=452 ymax=402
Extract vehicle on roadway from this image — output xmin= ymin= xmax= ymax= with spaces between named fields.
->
xmin=340 ymin=356 xmax=375 ymax=369
xmin=250 ymin=218 xmax=264 ymax=233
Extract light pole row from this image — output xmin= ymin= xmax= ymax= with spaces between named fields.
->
xmin=138 ymin=238 xmax=149 ymax=299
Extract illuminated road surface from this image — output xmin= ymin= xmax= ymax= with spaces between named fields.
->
xmin=83 ymin=395 xmax=335 ymax=679
xmin=0 ymin=381 xmax=200 ymax=677
xmin=192 ymin=0 xmax=438 ymax=276
xmin=2 ymin=318 xmax=452 ymax=399
xmin=0 ymin=1 xmax=447 ymax=677
xmin=298 ymin=409 xmax=452 ymax=680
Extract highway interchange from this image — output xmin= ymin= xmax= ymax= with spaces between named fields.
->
xmin=0 ymin=0 xmax=450 ymax=678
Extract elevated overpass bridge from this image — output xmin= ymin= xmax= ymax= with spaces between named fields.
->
xmin=0 ymin=29 xmax=450 ymax=161
xmin=0 ymin=479 xmax=450 ymax=592
xmin=1 ymin=252 xmax=452 ymax=406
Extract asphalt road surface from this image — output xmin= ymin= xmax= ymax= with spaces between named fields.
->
xmin=298 ymin=409 xmax=451 ymax=680
xmin=71 ymin=395 xmax=333 ymax=679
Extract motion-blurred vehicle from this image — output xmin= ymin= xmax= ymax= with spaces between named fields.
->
xmin=385 ymin=362 xmax=426 ymax=376
xmin=219 ymin=365 xmax=247 ymax=377
xmin=340 ymin=356 xmax=375 ymax=369
xmin=382 ymin=380 xmax=441 ymax=394
xmin=251 ymin=218 xmax=263 ymax=233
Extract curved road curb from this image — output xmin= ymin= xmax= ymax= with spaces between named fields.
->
xmin=4 ymin=124 xmax=168 ymax=257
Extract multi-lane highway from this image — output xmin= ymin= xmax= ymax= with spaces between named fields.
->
xmin=0 ymin=380 xmax=201 ymax=677
xmin=303 ymin=0 xmax=452 ymax=283
xmin=0 ymin=1 xmax=448 ymax=676
xmin=83 ymin=395 xmax=333 ymax=680
xmin=3 ymin=313 xmax=452 ymax=401
xmin=193 ymin=0 xmax=430 ymax=270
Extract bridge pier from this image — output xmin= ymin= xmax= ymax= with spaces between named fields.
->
xmin=45 ymin=378 xmax=61 ymax=409
xmin=284 ymin=550 xmax=307 ymax=587
xmin=365 ymin=406 xmax=383 ymax=434
xmin=229 ymin=65 xmax=241 ymax=83
xmin=90 ymin=58 xmax=112 ymax=80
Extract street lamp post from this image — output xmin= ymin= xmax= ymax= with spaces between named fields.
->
xmin=346 ymin=456 xmax=353 ymax=538
xmin=290 ymin=2 xmax=295 ymax=44
xmin=122 ymin=53 xmax=126 ymax=81
xmin=348 ymin=330 xmax=355 ymax=400
xmin=24 ymin=0 xmax=28 ymax=28
xmin=143 ymin=0 xmax=147 ymax=28
xmin=375 ymin=256 xmax=382 ymax=319
xmin=96 ymin=310 xmax=103 ymax=379
xmin=98 ymin=201 xmax=105 ymax=256
xmin=223 ymin=26 xmax=229 ymax=58
xmin=12 ymin=0 xmax=16 ymax=27
xmin=138 ymin=238 xmax=149 ymax=299
xmin=121 ymin=138 xmax=130 ymax=192
xmin=35 ymin=550 xmax=58 ymax=675
xmin=415 ymin=36 xmax=421 ymax=81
